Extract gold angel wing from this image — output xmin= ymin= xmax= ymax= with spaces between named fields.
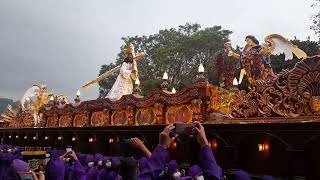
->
xmin=1 ymin=104 xmax=17 ymax=122
xmin=264 ymin=34 xmax=307 ymax=61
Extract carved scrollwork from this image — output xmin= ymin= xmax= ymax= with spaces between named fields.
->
xmin=232 ymin=56 xmax=320 ymax=117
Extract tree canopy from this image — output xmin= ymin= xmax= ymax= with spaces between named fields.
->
xmin=98 ymin=23 xmax=232 ymax=97
xmin=311 ymin=0 xmax=320 ymax=41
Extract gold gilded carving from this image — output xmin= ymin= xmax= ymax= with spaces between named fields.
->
xmin=166 ymin=105 xmax=193 ymax=124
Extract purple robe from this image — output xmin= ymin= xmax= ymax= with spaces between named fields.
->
xmin=46 ymin=158 xmax=65 ymax=180
xmin=198 ymin=145 xmax=223 ymax=180
xmin=65 ymin=160 xmax=86 ymax=180
xmin=137 ymin=145 xmax=169 ymax=180
xmin=86 ymin=166 xmax=98 ymax=180
xmin=234 ymin=170 xmax=251 ymax=180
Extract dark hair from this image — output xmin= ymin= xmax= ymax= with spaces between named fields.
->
xmin=119 ymin=157 xmax=138 ymax=180
xmin=124 ymin=53 xmax=133 ymax=63
xmin=245 ymin=35 xmax=259 ymax=45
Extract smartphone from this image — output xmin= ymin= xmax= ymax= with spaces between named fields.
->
xmin=171 ymin=123 xmax=197 ymax=137
xmin=17 ymin=172 xmax=34 ymax=180
xmin=66 ymin=146 xmax=72 ymax=153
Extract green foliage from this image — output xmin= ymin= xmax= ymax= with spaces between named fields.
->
xmin=311 ymin=0 xmax=320 ymax=41
xmin=98 ymin=23 xmax=232 ymax=96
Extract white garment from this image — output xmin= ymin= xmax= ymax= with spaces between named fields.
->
xmin=106 ymin=62 xmax=135 ymax=100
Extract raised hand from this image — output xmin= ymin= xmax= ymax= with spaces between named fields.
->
xmin=193 ymin=121 xmax=209 ymax=148
xmin=159 ymin=124 xmax=177 ymax=149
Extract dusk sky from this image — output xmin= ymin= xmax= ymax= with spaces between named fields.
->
xmin=0 ymin=0 xmax=317 ymax=101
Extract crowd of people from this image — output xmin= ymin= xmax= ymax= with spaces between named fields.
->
xmin=0 ymin=122 xmax=275 ymax=180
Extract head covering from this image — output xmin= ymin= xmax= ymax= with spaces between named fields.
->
xmin=50 ymin=148 xmax=63 ymax=160
xmin=94 ymin=153 xmax=104 ymax=162
xmin=11 ymin=159 xmax=29 ymax=172
xmin=111 ymin=157 xmax=121 ymax=169
xmin=47 ymin=159 xmax=65 ymax=180
xmin=77 ymin=153 xmax=87 ymax=165
xmin=168 ymin=160 xmax=179 ymax=175
xmin=234 ymin=170 xmax=251 ymax=180
xmin=261 ymin=175 xmax=275 ymax=180
xmin=86 ymin=154 xmax=95 ymax=164
xmin=188 ymin=165 xmax=202 ymax=178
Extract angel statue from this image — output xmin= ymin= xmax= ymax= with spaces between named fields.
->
xmin=82 ymin=44 xmax=145 ymax=100
xmin=225 ymin=34 xmax=307 ymax=86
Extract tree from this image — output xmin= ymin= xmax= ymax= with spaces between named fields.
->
xmin=98 ymin=23 xmax=232 ymax=96
xmin=311 ymin=0 xmax=320 ymax=41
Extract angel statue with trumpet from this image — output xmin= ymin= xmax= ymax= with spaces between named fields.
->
xmin=82 ymin=44 xmax=144 ymax=100
xmin=225 ymin=34 xmax=307 ymax=86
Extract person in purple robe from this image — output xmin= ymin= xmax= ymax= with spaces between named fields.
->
xmin=137 ymin=124 xmax=175 ymax=179
xmin=104 ymin=157 xmax=122 ymax=180
xmin=62 ymin=151 xmax=86 ymax=180
xmin=85 ymin=153 xmax=104 ymax=180
xmin=193 ymin=121 xmax=223 ymax=180
xmin=46 ymin=149 xmax=66 ymax=180
xmin=167 ymin=160 xmax=181 ymax=179
xmin=97 ymin=157 xmax=112 ymax=180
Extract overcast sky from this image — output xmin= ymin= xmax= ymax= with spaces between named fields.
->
xmin=0 ymin=0 xmax=318 ymax=101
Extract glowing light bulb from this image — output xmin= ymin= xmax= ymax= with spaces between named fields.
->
xmin=72 ymin=137 xmax=76 ymax=141
xmin=76 ymin=90 xmax=80 ymax=96
xmin=49 ymin=96 xmax=54 ymax=101
xmin=89 ymin=137 xmax=94 ymax=143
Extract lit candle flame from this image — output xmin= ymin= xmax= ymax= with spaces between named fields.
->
xmin=135 ymin=78 xmax=140 ymax=85
xmin=76 ymin=90 xmax=80 ymax=96
xmin=172 ymin=87 xmax=176 ymax=93
xmin=198 ymin=63 xmax=204 ymax=73
xmin=233 ymin=78 xmax=239 ymax=86
xmin=162 ymin=72 xmax=168 ymax=80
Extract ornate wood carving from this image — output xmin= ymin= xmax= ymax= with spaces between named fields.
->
xmin=166 ymin=105 xmax=193 ymax=124
xmin=231 ymin=56 xmax=320 ymax=118
xmin=73 ymin=112 xmax=90 ymax=127
xmin=91 ymin=110 xmax=110 ymax=127
xmin=46 ymin=114 xmax=59 ymax=127
xmin=59 ymin=114 xmax=73 ymax=127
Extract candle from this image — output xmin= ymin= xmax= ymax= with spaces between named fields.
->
xmin=233 ymin=78 xmax=239 ymax=86
xmin=162 ymin=72 xmax=168 ymax=80
xmin=135 ymin=78 xmax=140 ymax=85
xmin=172 ymin=87 xmax=176 ymax=93
xmin=198 ymin=63 xmax=204 ymax=73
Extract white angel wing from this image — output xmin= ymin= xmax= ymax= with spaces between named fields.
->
xmin=265 ymin=34 xmax=307 ymax=61
xmin=21 ymin=85 xmax=40 ymax=109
